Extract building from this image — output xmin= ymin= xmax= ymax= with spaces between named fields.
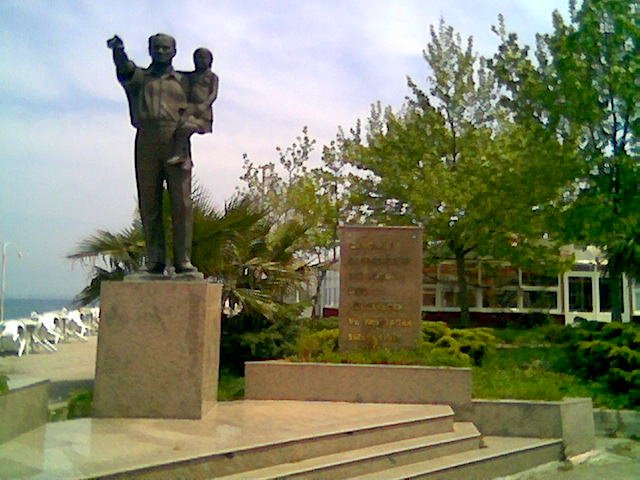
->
xmin=319 ymin=246 xmax=638 ymax=325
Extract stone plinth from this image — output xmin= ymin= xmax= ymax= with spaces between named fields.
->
xmin=458 ymin=398 xmax=595 ymax=457
xmin=339 ymin=226 xmax=423 ymax=351
xmin=245 ymin=361 xmax=472 ymax=410
xmin=93 ymin=281 xmax=221 ymax=419
xmin=0 ymin=378 xmax=49 ymax=444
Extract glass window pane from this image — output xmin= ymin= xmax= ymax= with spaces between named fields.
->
xmin=423 ymin=290 xmax=436 ymax=307
xmin=423 ymin=265 xmax=438 ymax=283
xmin=523 ymin=290 xmax=558 ymax=309
xmin=599 ymin=277 xmax=624 ymax=313
xmin=441 ymin=285 xmax=476 ymax=307
xmin=479 ymin=264 xmax=518 ymax=288
xmin=439 ymin=263 xmax=457 ymax=280
xmin=569 ymin=277 xmax=593 ymax=312
xmin=522 ymin=272 xmax=559 ymax=287
xmin=483 ymin=288 xmax=518 ymax=308
xmin=500 ymin=267 xmax=520 ymax=286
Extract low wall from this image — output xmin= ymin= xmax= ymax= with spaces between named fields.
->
xmin=245 ymin=361 xmax=472 ymax=409
xmin=0 ymin=378 xmax=49 ymax=444
xmin=594 ymin=409 xmax=640 ymax=438
xmin=457 ymin=398 xmax=595 ymax=457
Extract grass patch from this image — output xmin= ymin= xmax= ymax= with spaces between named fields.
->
xmin=0 ymin=374 xmax=9 ymax=394
xmin=49 ymin=403 xmax=68 ymax=422
xmin=218 ymin=369 xmax=245 ymax=401
xmin=472 ymin=326 xmax=639 ymax=409
xmin=473 ymin=346 xmax=592 ymax=401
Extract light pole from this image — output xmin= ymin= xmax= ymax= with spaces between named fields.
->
xmin=1 ymin=241 xmax=23 ymax=322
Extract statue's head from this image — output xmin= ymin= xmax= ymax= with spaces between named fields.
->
xmin=194 ymin=47 xmax=213 ymax=71
xmin=148 ymin=33 xmax=177 ymax=65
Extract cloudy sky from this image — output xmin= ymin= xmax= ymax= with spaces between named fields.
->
xmin=0 ymin=0 xmax=570 ymax=300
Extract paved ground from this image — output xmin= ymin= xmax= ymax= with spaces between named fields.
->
xmin=0 ymin=336 xmax=96 ymax=402
xmin=1 ymin=335 xmax=639 ymax=478
xmin=499 ymin=436 xmax=640 ymax=479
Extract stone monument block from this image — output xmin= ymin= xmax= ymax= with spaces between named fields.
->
xmin=93 ymin=281 xmax=222 ymax=419
xmin=339 ymin=226 xmax=423 ymax=351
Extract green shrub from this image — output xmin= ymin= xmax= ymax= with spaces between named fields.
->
xmin=295 ymin=328 xmax=339 ymax=360
xmin=67 ymin=388 xmax=93 ymax=419
xmin=538 ymin=323 xmax=569 ymax=344
xmin=304 ymin=344 xmax=472 ymax=368
xmin=291 ymin=321 xmax=495 ymax=367
xmin=416 ymin=342 xmax=472 ymax=367
xmin=0 ymin=374 xmax=8 ymax=395
xmin=518 ymin=312 xmax=552 ymax=329
xmin=451 ymin=328 xmax=497 ymax=366
xmin=221 ymin=308 xmax=302 ymax=374
xmin=422 ymin=321 xmax=450 ymax=342
xmin=564 ymin=322 xmax=640 ymax=408
xmin=291 ymin=335 xmax=472 ymax=368
xmin=301 ymin=317 xmax=339 ymax=332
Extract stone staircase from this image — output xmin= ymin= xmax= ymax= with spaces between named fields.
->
xmin=192 ymin=405 xmax=562 ymax=480
xmin=0 ymin=401 xmax=567 ymax=479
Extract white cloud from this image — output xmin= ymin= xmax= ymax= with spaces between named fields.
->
xmin=0 ymin=0 xmax=569 ymax=298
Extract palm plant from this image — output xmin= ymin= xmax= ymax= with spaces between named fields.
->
xmin=67 ymin=220 xmax=145 ymax=305
xmin=68 ymin=187 xmax=312 ymax=324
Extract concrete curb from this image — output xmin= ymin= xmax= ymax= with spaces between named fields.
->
xmin=594 ymin=408 xmax=640 ymax=438
xmin=1 ymin=378 xmax=49 ymax=444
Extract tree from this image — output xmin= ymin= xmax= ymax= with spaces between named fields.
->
xmin=491 ymin=0 xmax=640 ymax=320
xmin=341 ymin=20 xmax=579 ymax=325
xmin=239 ymin=127 xmax=363 ymax=316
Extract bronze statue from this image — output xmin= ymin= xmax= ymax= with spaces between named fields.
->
xmin=107 ymin=33 xmax=219 ymax=278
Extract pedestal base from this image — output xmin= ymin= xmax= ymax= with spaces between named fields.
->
xmin=93 ymin=281 xmax=222 ymax=419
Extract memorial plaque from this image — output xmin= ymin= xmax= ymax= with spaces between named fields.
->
xmin=339 ymin=225 xmax=423 ymax=351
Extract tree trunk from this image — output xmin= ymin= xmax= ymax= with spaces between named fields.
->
xmin=455 ymin=252 xmax=471 ymax=327
xmin=312 ymin=268 xmax=328 ymax=319
xmin=610 ymin=269 xmax=623 ymax=322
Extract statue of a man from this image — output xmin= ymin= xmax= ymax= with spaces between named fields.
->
xmin=107 ymin=33 xmax=217 ymax=278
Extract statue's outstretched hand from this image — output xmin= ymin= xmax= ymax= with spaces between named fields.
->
xmin=107 ymin=35 xmax=124 ymax=50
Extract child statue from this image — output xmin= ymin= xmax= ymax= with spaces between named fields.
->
xmin=167 ymin=48 xmax=219 ymax=166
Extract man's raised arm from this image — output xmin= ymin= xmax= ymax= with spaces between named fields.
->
xmin=107 ymin=35 xmax=135 ymax=81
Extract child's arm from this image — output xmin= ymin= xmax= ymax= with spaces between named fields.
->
xmin=206 ymin=72 xmax=219 ymax=107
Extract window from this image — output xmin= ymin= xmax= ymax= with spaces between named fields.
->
xmin=441 ymin=284 xmax=476 ymax=308
xmin=422 ymin=289 xmax=436 ymax=307
xmin=599 ymin=277 xmax=624 ymax=313
xmin=569 ymin=277 xmax=593 ymax=312
xmin=483 ymin=287 xmax=518 ymax=308
xmin=522 ymin=272 xmax=559 ymax=287
xmin=523 ymin=290 xmax=558 ymax=309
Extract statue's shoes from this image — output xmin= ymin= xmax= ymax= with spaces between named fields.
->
xmin=175 ymin=262 xmax=198 ymax=274
xmin=145 ymin=263 xmax=166 ymax=274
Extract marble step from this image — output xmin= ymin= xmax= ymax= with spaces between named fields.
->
xmin=217 ymin=422 xmax=481 ymax=480
xmin=106 ymin=403 xmax=456 ymax=478
xmin=0 ymin=401 xmax=459 ymax=479
xmin=190 ymin=404 xmax=455 ymax=478
xmin=350 ymin=435 xmax=563 ymax=480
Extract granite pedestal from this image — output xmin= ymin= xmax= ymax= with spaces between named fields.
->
xmin=339 ymin=225 xmax=423 ymax=351
xmin=93 ymin=281 xmax=222 ymax=419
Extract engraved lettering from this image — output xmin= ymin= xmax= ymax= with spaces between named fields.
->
xmin=339 ymin=227 xmax=423 ymax=351
xmin=352 ymin=302 xmax=403 ymax=312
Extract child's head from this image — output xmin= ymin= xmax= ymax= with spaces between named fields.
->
xmin=194 ymin=48 xmax=213 ymax=71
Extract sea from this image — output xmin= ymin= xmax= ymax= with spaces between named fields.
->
xmin=2 ymin=298 xmax=74 ymax=320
